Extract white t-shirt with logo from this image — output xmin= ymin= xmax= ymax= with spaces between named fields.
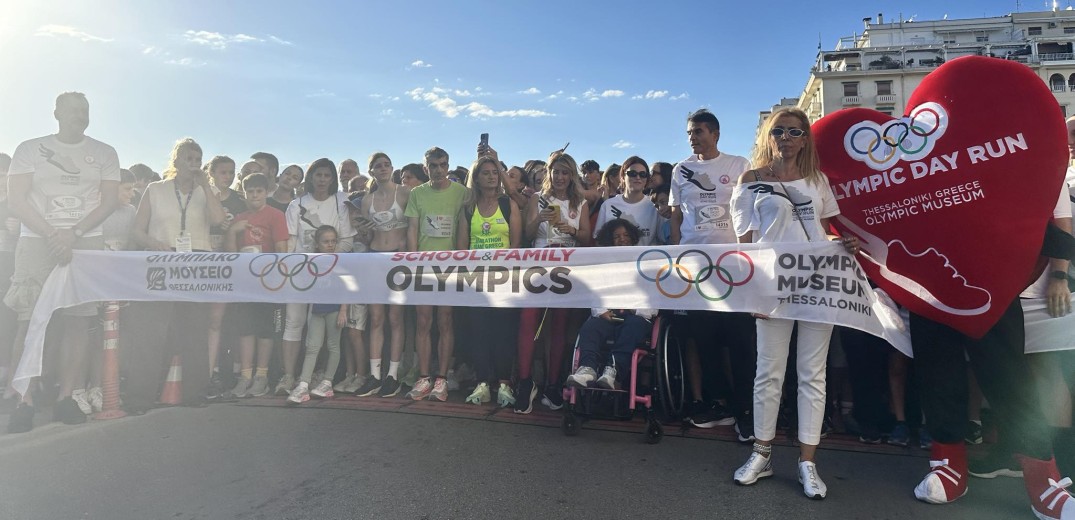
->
xmin=669 ymin=153 xmax=750 ymax=244
xmin=285 ymin=192 xmax=356 ymax=253
xmin=533 ymin=195 xmax=583 ymax=248
xmin=730 ymin=175 xmax=840 ymax=243
xmin=592 ymin=194 xmax=660 ymax=246
xmin=9 ymin=134 xmax=120 ymax=238
xmin=1021 ymin=167 xmax=1075 ymax=299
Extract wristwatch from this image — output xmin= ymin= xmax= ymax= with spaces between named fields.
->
xmin=1050 ymin=270 xmax=1068 ymax=280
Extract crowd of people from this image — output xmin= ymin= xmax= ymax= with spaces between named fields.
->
xmin=1 ymin=92 xmax=1073 ymax=513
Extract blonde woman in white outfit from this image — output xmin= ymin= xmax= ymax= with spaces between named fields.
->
xmin=728 ymin=107 xmax=859 ymax=500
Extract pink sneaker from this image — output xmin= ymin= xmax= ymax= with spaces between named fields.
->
xmin=407 ymin=377 xmax=433 ymax=401
xmin=430 ymin=378 xmax=448 ymax=402
xmin=310 ymin=379 xmax=334 ymax=398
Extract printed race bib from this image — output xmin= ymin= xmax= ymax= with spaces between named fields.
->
xmin=423 ymin=214 xmax=453 ymax=238
xmin=695 ymin=203 xmax=730 ymax=231
xmin=45 ymin=195 xmax=84 ymax=223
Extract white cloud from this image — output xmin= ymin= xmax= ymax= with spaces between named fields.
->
xmin=583 ymin=88 xmax=624 ymax=101
xmin=142 ymin=46 xmax=160 ymax=55
xmin=612 ymin=140 xmax=635 ymax=149
xmin=268 ymin=35 xmax=294 ymax=46
xmin=35 ymin=25 xmax=113 ymax=43
xmin=165 ymin=57 xmax=206 ymax=67
xmin=519 ymin=87 xmax=541 ymax=95
xmin=182 ymin=30 xmax=292 ymax=50
xmin=633 ymin=89 xmax=670 ymax=100
xmin=406 ymin=87 xmax=553 ymax=119
xmin=454 ymin=89 xmax=474 ymax=97
xmin=410 ymin=59 xmax=432 ymax=69
xmin=670 ymin=92 xmax=690 ymax=101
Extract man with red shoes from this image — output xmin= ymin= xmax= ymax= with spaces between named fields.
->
xmin=911 ymin=218 xmax=1075 ymax=519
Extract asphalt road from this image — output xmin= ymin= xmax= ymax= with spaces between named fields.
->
xmin=0 ymin=402 xmax=1031 ymax=520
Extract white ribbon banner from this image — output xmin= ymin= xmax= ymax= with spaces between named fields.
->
xmin=17 ymin=242 xmax=916 ymax=395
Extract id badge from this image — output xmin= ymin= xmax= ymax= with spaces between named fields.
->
xmin=175 ymin=232 xmax=193 ymax=253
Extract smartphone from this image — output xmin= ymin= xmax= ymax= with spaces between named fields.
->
xmin=480 ymin=133 xmax=489 ymax=148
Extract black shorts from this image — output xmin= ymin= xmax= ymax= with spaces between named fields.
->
xmin=231 ymin=302 xmax=284 ymax=340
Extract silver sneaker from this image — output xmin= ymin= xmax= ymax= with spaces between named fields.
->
xmin=734 ymin=451 xmax=774 ymax=485
xmin=566 ymin=366 xmax=597 ymax=388
xmin=798 ymin=459 xmax=828 ymax=500
xmin=229 ymin=377 xmax=253 ymax=398
xmin=71 ymin=389 xmax=93 ymax=415
xmin=248 ymin=375 xmax=270 ymax=397
xmin=596 ymin=366 xmax=617 ymax=389
xmin=274 ymin=374 xmax=295 ymax=396
xmin=333 ymin=374 xmax=355 ymax=392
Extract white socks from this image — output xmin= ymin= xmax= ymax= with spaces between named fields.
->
xmin=370 ymin=359 xmax=382 ymax=380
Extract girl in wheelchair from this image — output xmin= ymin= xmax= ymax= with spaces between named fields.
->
xmin=566 ymin=219 xmax=656 ymax=389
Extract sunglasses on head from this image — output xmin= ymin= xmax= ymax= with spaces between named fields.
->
xmin=625 ymin=170 xmax=651 ymax=179
xmin=770 ymin=127 xmax=806 ymax=139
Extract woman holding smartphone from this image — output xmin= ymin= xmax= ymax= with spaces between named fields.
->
xmin=514 ymin=149 xmax=591 ymax=414
xmin=456 ymin=149 xmax=522 ymax=406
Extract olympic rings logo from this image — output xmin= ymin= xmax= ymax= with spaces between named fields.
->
xmin=248 ymin=253 xmax=339 ymax=291
xmin=843 ymin=102 xmax=948 ymax=171
xmin=636 ymin=249 xmax=754 ymax=301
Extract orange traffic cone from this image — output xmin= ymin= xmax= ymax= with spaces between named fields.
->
xmin=159 ymin=355 xmax=183 ymax=406
xmin=94 ymin=302 xmax=126 ymax=420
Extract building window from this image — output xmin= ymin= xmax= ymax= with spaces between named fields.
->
xmin=877 ymin=108 xmax=894 ymax=116
xmin=1065 ymin=26 xmax=1075 ymax=34
xmin=843 ymin=82 xmax=859 ymax=97
xmin=1051 ymin=73 xmax=1066 ymax=92
xmin=943 ymin=39 xmax=956 ymax=44
xmin=1063 ymin=105 xmax=1069 ymax=118
xmin=976 ymin=35 xmax=989 ymax=42
xmin=1029 ymin=26 xmax=1043 ymax=36
xmin=876 ymin=81 xmax=893 ymax=96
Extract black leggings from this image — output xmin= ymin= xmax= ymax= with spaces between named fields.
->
xmin=912 ymin=301 xmax=1051 ymax=458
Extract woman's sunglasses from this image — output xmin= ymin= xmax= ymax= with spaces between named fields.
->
xmin=770 ymin=127 xmax=806 ymax=139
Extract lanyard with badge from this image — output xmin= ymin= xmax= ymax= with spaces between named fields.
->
xmin=174 ymin=183 xmax=194 ymax=252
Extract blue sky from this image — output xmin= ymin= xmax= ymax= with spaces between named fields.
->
xmin=0 ymin=0 xmax=1030 ymax=175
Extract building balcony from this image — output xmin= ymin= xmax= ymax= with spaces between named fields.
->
xmin=876 ymin=94 xmax=897 ymax=104
xmin=1041 ymin=52 xmax=1075 ymax=62
xmin=842 ymin=96 xmax=862 ymax=105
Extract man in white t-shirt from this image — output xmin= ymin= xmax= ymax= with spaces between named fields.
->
xmin=668 ymin=109 xmax=756 ymax=438
xmin=4 ymin=92 xmax=120 ymax=433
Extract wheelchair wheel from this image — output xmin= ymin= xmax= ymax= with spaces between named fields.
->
xmin=655 ymin=319 xmax=685 ymax=422
xmin=562 ymin=411 xmax=582 ymax=436
xmin=645 ymin=419 xmax=663 ymax=444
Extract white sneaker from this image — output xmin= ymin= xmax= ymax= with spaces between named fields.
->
xmin=71 ymin=389 xmax=93 ymax=415
xmin=334 ymin=374 xmax=355 ymax=392
xmin=343 ymin=374 xmax=365 ymax=394
xmin=275 ymin=374 xmax=295 ymax=396
xmin=466 ymin=382 xmax=490 ymax=405
xmin=734 ymin=451 xmax=773 ymax=486
xmin=496 ymin=383 xmax=516 ymax=408
xmin=596 ymin=366 xmax=617 ymax=389
xmin=798 ymin=459 xmax=828 ymax=500
xmin=87 ymin=387 xmax=104 ymax=412
xmin=287 ymin=382 xmax=310 ymax=404
xmin=566 ymin=366 xmax=596 ymax=388
xmin=311 ymin=379 xmax=335 ymax=398
xmin=230 ymin=377 xmax=253 ymax=398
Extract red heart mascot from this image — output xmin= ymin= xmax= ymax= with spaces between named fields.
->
xmin=814 ymin=56 xmax=1073 ymax=518
xmin=814 ymin=56 xmax=1067 ymax=338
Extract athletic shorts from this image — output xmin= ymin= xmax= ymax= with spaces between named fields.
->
xmin=4 ymin=236 xmax=105 ymax=321
xmin=231 ymin=302 xmax=284 ymax=340
xmin=344 ymin=304 xmax=367 ymax=331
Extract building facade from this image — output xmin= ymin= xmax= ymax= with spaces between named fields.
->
xmin=758 ymin=9 xmax=1075 ymax=146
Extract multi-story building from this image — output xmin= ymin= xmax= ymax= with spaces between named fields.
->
xmin=759 ymin=8 xmax=1075 ymax=144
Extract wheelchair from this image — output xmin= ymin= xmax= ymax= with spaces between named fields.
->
xmin=560 ymin=312 xmax=686 ymax=444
